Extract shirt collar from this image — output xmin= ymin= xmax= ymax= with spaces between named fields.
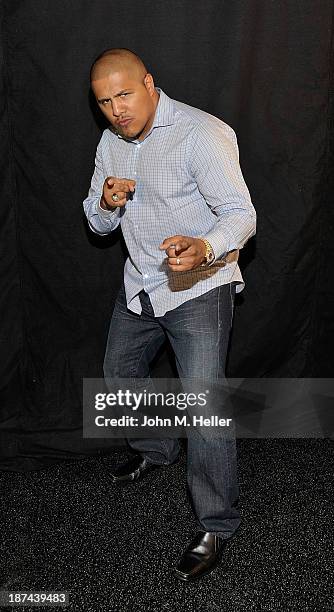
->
xmin=151 ymin=88 xmax=175 ymax=129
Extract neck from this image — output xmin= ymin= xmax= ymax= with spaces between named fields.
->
xmin=137 ymin=90 xmax=160 ymax=141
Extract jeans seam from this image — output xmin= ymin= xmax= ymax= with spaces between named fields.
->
xmin=217 ymin=285 xmax=221 ymax=380
xmin=132 ymin=327 xmax=163 ymax=378
xmin=130 ymin=323 xmax=173 ymax=461
xmin=229 ymin=283 xmax=234 ymax=330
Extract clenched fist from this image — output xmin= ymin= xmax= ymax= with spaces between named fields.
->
xmin=100 ymin=176 xmax=136 ymax=210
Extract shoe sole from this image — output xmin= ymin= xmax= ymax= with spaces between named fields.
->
xmin=110 ymin=464 xmax=160 ymax=485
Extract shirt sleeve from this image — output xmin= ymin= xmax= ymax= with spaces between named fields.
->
xmin=189 ymin=121 xmax=256 ymax=261
xmin=82 ymin=131 xmax=121 ymax=235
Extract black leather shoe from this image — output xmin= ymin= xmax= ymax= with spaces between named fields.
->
xmin=110 ymin=454 xmax=160 ymax=484
xmin=174 ymin=531 xmax=226 ymax=581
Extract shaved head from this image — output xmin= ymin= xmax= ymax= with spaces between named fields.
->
xmin=90 ymin=48 xmax=148 ymax=82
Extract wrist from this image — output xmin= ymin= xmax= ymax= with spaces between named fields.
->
xmin=100 ymin=195 xmax=118 ymax=211
xmin=199 ymin=238 xmax=215 ymax=266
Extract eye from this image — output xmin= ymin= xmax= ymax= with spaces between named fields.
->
xmin=120 ymin=93 xmax=128 ymax=98
xmin=101 ymin=99 xmax=110 ymax=106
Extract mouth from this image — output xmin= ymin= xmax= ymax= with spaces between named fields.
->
xmin=118 ymin=118 xmax=132 ymax=128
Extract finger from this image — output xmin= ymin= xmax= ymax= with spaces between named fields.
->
xmin=160 ymin=239 xmax=191 ymax=253
xmin=166 ymin=245 xmax=176 ymax=257
xmin=168 ymin=254 xmax=193 ymax=264
xmin=168 ymin=261 xmax=192 ymax=272
xmin=121 ymin=178 xmax=136 ymax=191
xmin=167 ymin=255 xmax=195 ymax=269
xmin=159 ymin=235 xmax=185 ymax=250
xmin=116 ymin=179 xmax=136 ymax=192
xmin=112 ymin=181 xmax=134 ymax=193
xmin=111 ymin=190 xmax=127 ymax=200
xmin=106 ymin=178 xmax=136 ymax=192
xmin=175 ymin=243 xmax=197 ymax=256
xmin=174 ymin=240 xmax=192 ymax=255
xmin=110 ymin=196 xmax=127 ymax=207
xmin=108 ymin=192 xmax=128 ymax=206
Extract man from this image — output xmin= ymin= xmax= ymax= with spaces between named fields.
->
xmin=83 ymin=48 xmax=256 ymax=581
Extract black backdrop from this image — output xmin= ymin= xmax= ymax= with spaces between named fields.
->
xmin=1 ymin=1 xmax=333 ymax=470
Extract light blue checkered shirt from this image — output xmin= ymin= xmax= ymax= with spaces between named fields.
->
xmin=83 ymin=88 xmax=256 ymax=316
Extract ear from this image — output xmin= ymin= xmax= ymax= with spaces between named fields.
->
xmin=144 ymin=73 xmax=155 ymax=95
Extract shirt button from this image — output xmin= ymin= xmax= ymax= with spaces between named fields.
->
xmin=144 ymin=274 xmax=148 ymax=279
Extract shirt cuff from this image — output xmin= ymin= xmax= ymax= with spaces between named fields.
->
xmin=202 ymin=226 xmax=235 ymax=263
xmin=97 ymin=199 xmax=120 ymax=219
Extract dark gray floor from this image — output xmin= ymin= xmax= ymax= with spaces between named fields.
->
xmin=0 ymin=440 xmax=333 ymax=612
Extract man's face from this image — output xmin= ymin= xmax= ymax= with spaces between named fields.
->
xmin=91 ymin=70 xmax=157 ymax=141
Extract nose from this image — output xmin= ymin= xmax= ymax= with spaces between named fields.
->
xmin=112 ymin=98 xmax=124 ymax=117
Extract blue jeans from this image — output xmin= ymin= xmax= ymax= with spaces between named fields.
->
xmin=103 ymin=283 xmax=240 ymax=540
